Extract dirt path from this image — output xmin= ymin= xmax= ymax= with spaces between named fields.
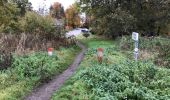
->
xmin=25 ymin=42 xmax=86 ymax=100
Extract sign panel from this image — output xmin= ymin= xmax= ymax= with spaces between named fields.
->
xmin=132 ymin=32 xmax=139 ymax=41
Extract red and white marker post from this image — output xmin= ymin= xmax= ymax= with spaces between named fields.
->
xmin=48 ymin=48 xmax=53 ymax=56
xmin=97 ymin=48 xmax=103 ymax=63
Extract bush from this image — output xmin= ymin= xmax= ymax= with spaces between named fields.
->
xmin=82 ymin=32 xmax=90 ymax=38
xmin=19 ymin=12 xmax=57 ymax=35
xmin=0 ymin=45 xmax=80 ymax=99
xmin=77 ymin=61 xmax=170 ymax=99
xmin=12 ymin=52 xmax=59 ymax=81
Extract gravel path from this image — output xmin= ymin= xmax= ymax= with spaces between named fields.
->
xmin=25 ymin=42 xmax=86 ymax=100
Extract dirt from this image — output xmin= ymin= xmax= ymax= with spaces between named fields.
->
xmin=24 ymin=41 xmax=86 ymax=100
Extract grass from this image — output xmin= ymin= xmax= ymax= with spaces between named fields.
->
xmin=51 ymin=38 xmax=126 ymax=100
xmin=51 ymin=36 xmax=170 ymax=100
xmin=118 ymin=36 xmax=170 ymax=68
xmin=0 ymin=45 xmax=80 ymax=100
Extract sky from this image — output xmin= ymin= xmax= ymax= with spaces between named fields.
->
xmin=29 ymin=0 xmax=76 ymax=11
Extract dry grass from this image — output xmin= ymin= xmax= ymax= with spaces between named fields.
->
xmin=0 ymin=33 xmax=75 ymax=70
xmin=138 ymin=50 xmax=156 ymax=60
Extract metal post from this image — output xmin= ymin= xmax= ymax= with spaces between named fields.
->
xmin=132 ymin=32 xmax=139 ymax=61
xmin=134 ymin=40 xmax=138 ymax=61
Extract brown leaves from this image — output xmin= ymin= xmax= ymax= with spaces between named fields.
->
xmin=65 ymin=4 xmax=80 ymax=28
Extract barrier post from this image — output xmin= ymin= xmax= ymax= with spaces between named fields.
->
xmin=97 ymin=48 xmax=103 ymax=63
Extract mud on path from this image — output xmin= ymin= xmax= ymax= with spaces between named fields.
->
xmin=25 ymin=42 xmax=87 ymax=100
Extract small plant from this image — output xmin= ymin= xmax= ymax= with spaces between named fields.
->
xmin=12 ymin=52 xmax=59 ymax=80
xmin=82 ymin=30 xmax=90 ymax=38
xmin=76 ymin=61 xmax=170 ymax=99
xmin=83 ymin=33 xmax=90 ymax=38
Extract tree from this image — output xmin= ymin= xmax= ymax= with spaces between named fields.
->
xmin=78 ymin=0 xmax=170 ymax=37
xmin=11 ymin=0 xmax=31 ymax=16
xmin=0 ymin=0 xmax=20 ymax=33
xmin=50 ymin=2 xmax=65 ymax=19
xmin=65 ymin=4 xmax=80 ymax=28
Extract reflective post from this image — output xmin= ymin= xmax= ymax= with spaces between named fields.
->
xmin=132 ymin=32 xmax=139 ymax=61
xmin=134 ymin=41 xmax=138 ymax=61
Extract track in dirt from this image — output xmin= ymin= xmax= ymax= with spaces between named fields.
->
xmin=25 ymin=42 xmax=86 ymax=100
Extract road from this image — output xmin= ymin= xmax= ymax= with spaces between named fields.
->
xmin=65 ymin=28 xmax=89 ymax=38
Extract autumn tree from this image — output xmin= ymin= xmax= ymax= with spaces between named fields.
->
xmin=50 ymin=2 xmax=64 ymax=19
xmin=65 ymin=4 xmax=80 ymax=28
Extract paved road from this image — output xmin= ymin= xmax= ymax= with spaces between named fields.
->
xmin=65 ymin=29 xmax=82 ymax=38
xmin=65 ymin=28 xmax=89 ymax=38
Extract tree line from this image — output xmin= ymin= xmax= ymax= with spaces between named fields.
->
xmin=78 ymin=0 xmax=170 ymax=38
xmin=0 ymin=0 xmax=81 ymax=35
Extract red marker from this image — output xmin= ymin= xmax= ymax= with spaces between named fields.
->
xmin=48 ymin=48 xmax=53 ymax=56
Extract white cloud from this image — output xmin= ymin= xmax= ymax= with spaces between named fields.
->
xmin=29 ymin=0 xmax=76 ymax=11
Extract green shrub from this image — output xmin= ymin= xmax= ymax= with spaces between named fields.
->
xmin=19 ymin=12 xmax=56 ymax=35
xmin=77 ymin=61 xmax=170 ymax=99
xmin=0 ymin=45 xmax=80 ymax=99
xmin=12 ymin=52 xmax=59 ymax=80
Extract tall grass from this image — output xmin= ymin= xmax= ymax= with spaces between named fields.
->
xmin=119 ymin=36 xmax=170 ymax=68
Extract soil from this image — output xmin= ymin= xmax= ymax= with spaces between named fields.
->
xmin=24 ymin=41 xmax=86 ymax=100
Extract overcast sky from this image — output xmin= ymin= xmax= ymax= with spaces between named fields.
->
xmin=29 ymin=0 xmax=76 ymax=10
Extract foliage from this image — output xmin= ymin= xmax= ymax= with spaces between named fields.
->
xmin=77 ymin=61 xmax=170 ymax=99
xmin=0 ymin=46 xmax=80 ymax=99
xmin=119 ymin=36 xmax=170 ymax=68
xmin=19 ymin=11 xmax=56 ymax=35
xmin=0 ymin=1 xmax=20 ymax=33
xmin=12 ymin=52 xmax=58 ymax=80
xmin=11 ymin=0 xmax=32 ymax=16
xmin=0 ymin=1 xmax=59 ymax=35
xmin=156 ymin=43 xmax=170 ymax=68
xmin=0 ymin=0 xmax=33 ymax=33
xmin=65 ymin=3 xmax=81 ymax=28
xmin=78 ymin=0 xmax=170 ymax=37
xmin=52 ymin=38 xmax=170 ymax=100
xmin=50 ymin=2 xmax=65 ymax=19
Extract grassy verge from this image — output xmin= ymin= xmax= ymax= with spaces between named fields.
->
xmin=51 ymin=37 xmax=170 ymax=100
xmin=0 ymin=45 xmax=80 ymax=100
xmin=118 ymin=36 xmax=170 ymax=68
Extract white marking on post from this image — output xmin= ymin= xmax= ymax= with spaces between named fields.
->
xmin=132 ymin=32 xmax=139 ymax=61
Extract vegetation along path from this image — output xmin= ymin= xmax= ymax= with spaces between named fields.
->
xmin=25 ymin=42 xmax=87 ymax=100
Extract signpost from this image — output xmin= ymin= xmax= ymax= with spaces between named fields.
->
xmin=132 ymin=32 xmax=139 ymax=61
